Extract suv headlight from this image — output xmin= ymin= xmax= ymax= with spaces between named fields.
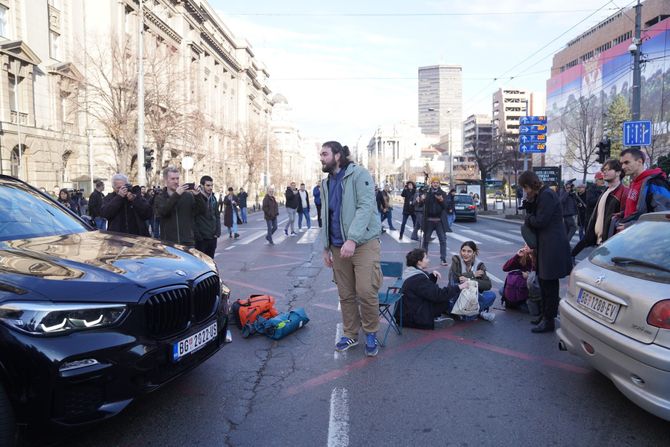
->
xmin=0 ymin=302 xmax=127 ymax=335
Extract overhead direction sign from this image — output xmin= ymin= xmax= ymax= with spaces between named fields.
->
xmin=623 ymin=120 xmax=652 ymax=146
xmin=520 ymin=143 xmax=546 ymax=153
xmin=519 ymin=116 xmax=547 ymax=125
xmin=519 ymin=117 xmax=547 ymax=153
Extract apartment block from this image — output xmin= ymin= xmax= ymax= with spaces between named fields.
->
xmin=417 ymin=65 xmax=463 ymax=154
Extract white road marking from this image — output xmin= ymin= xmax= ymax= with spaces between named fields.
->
xmin=488 ymin=273 xmax=504 ymax=284
xmin=459 ymin=229 xmax=512 ymax=245
xmin=447 ymin=232 xmax=481 ymax=245
xmin=224 ymin=246 xmax=235 ymax=251
xmin=235 ymin=230 xmax=267 ymax=245
xmin=327 ymin=388 xmax=350 ymax=447
xmin=297 ymin=228 xmax=320 ymax=244
xmin=382 ymin=228 xmax=414 ymax=244
xmin=485 ymin=229 xmax=525 ymax=243
xmin=334 ymin=322 xmax=343 ymax=360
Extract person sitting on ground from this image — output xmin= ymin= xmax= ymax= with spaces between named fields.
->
xmin=398 ymin=248 xmax=470 ymax=329
xmin=448 ymin=241 xmax=496 ymax=321
xmin=501 ymin=244 xmax=535 ymax=311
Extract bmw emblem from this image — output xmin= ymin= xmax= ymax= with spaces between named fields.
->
xmin=595 ymin=275 xmax=604 ymax=285
xmin=175 ymin=270 xmax=187 ymax=277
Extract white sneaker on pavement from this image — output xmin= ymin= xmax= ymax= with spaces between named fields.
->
xmin=479 ymin=311 xmax=496 ymax=322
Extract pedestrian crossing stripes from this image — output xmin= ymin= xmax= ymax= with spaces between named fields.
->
xmin=297 ymin=228 xmax=320 ymax=244
xmin=485 ymin=229 xmax=525 ymax=243
xmin=458 ymin=229 xmax=513 ymax=245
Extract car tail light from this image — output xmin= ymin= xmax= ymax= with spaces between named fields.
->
xmin=468 ymin=205 xmax=476 ymax=210
xmin=647 ymin=300 xmax=670 ymax=329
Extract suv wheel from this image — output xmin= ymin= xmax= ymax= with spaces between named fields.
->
xmin=0 ymin=383 xmax=15 ymax=446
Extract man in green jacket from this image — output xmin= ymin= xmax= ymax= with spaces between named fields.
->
xmin=194 ymin=175 xmax=221 ymax=258
xmin=320 ymin=141 xmax=382 ymax=357
xmin=154 ymin=166 xmax=206 ymax=247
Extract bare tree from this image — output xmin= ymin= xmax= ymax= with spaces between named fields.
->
xmin=82 ymin=34 xmax=138 ymax=176
xmin=234 ymin=122 xmax=268 ymax=194
xmin=562 ymin=95 xmax=601 ymax=182
xmin=468 ymin=132 xmax=510 ymax=210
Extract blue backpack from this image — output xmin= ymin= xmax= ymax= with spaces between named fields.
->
xmin=242 ymin=308 xmax=309 ymax=340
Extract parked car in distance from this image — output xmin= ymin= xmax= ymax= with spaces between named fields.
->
xmin=454 ymin=194 xmax=477 ymax=222
xmin=556 ymin=211 xmax=670 ymax=421
xmin=0 ymin=175 xmax=231 ymax=445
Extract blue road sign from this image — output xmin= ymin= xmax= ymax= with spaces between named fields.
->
xmin=519 ymin=124 xmax=547 ymax=135
xmin=519 ymin=134 xmax=546 ymax=144
xmin=519 ymin=143 xmax=547 ymax=153
xmin=623 ymin=120 xmax=652 ymax=146
xmin=519 ymin=116 xmax=547 ymax=125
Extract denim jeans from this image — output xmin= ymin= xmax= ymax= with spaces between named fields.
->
xmin=460 ymin=290 xmax=497 ymax=320
xmin=285 ymin=208 xmax=297 ymax=233
xmin=240 ymin=207 xmax=247 ymax=223
xmin=298 ymin=208 xmax=311 ymax=229
xmin=399 ymin=213 xmax=416 ymax=238
xmin=381 ymin=210 xmax=396 ymax=230
xmin=447 ymin=211 xmax=456 ymax=228
xmin=227 ymin=212 xmax=238 ymax=236
xmin=94 ymin=217 xmax=107 ymax=231
xmin=266 ymin=217 xmax=277 ymax=242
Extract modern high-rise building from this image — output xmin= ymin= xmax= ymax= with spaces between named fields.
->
xmin=492 ymin=88 xmax=545 ymax=138
xmin=418 ymin=65 xmax=462 ymax=154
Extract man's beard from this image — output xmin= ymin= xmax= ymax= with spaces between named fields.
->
xmin=321 ymin=159 xmax=337 ymax=173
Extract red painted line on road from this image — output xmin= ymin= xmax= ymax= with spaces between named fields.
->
xmin=283 ymin=322 xmax=589 ymax=397
xmin=247 ymin=261 xmax=302 ymax=271
xmin=441 ymin=333 xmax=591 ymax=374
xmin=222 ymin=278 xmax=285 ymax=299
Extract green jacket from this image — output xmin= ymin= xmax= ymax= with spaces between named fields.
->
xmin=154 ymin=189 xmax=206 ymax=245
xmin=320 ymin=163 xmax=381 ymax=250
xmin=194 ymin=193 xmax=221 ymax=241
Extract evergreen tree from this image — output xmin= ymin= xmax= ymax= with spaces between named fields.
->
xmin=604 ymin=95 xmax=631 ymax=159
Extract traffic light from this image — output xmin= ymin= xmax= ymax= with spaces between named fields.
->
xmin=596 ymin=137 xmax=611 ymax=164
xmin=144 ymin=148 xmax=155 ymax=171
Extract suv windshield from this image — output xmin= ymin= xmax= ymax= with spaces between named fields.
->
xmin=589 ymin=220 xmax=670 ymax=283
xmin=0 ymin=179 xmax=88 ymax=242
xmin=455 ymin=195 xmax=473 ymax=204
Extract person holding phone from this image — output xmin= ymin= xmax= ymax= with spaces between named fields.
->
xmin=154 ymin=166 xmax=206 ymax=247
xmin=223 ymin=187 xmax=240 ymax=239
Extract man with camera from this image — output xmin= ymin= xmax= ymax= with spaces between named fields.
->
xmin=417 ymin=177 xmax=449 ymax=266
xmin=154 ymin=166 xmax=206 ymax=247
xmin=100 ymin=174 xmax=152 ymax=236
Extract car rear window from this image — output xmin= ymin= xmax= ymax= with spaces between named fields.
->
xmin=589 ymin=220 xmax=670 ymax=283
xmin=0 ymin=182 xmax=88 ymax=241
xmin=455 ymin=195 xmax=473 ymax=204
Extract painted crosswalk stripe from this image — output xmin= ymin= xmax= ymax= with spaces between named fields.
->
xmin=447 ymin=232 xmax=481 ymax=245
xmin=235 ymin=230 xmax=267 ymax=245
xmin=297 ymin=228 xmax=320 ymax=244
xmin=485 ymin=229 xmax=525 ymax=243
xmin=327 ymin=387 xmax=350 ymax=447
xmin=383 ymin=228 xmax=414 ymax=244
xmin=459 ymin=229 xmax=512 ymax=245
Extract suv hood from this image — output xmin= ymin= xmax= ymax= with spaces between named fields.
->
xmin=0 ymin=231 xmax=215 ymax=303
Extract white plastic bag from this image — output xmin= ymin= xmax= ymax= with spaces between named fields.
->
xmin=451 ymin=280 xmax=480 ymax=316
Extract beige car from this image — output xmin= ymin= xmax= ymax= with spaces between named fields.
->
xmin=556 ymin=211 xmax=670 ymax=421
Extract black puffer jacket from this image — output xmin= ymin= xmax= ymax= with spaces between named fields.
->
xmin=398 ymin=267 xmax=460 ymax=329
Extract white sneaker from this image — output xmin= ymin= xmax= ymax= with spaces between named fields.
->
xmin=479 ymin=311 xmax=496 ymax=322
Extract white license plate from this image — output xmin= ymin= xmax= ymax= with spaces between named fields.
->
xmin=577 ymin=289 xmax=620 ymax=323
xmin=172 ymin=322 xmax=218 ymax=361
xmin=456 ymin=206 xmax=466 ymax=210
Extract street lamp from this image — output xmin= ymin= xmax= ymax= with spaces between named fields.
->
xmin=182 ymin=155 xmax=194 ymax=183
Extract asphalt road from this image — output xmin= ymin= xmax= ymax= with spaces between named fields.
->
xmin=55 ymin=209 xmax=667 ymax=447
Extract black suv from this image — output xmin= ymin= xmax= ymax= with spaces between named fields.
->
xmin=0 ymin=176 xmax=230 ymax=444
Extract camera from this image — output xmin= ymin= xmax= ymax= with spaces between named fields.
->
xmin=183 ymin=182 xmax=195 ymax=190
xmin=518 ymin=199 xmax=536 ymax=212
xmin=124 ymin=184 xmax=142 ymax=195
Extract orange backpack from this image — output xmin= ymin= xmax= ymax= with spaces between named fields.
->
xmin=231 ymin=295 xmax=279 ymax=329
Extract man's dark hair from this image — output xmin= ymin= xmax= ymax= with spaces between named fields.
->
xmin=603 ymin=159 xmax=625 ymax=180
xmin=227 ymin=187 xmax=233 ymax=192
xmin=200 ymin=175 xmax=213 ymax=185
xmin=95 ymin=180 xmax=104 ymax=188
xmin=406 ymin=248 xmax=427 ymax=267
xmin=620 ymin=147 xmax=646 ymax=162
xmin=405 ymin=181 xmax=415 ymax=188
xmin=300 ymin=183 xmax=305 ymax=187
xmin=322 ymin=141 xmax=352 ymax=168
xmin=518 ymin=170 xmax=543 ymax=191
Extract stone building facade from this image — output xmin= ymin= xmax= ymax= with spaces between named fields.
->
xmin=0 ymin=0 xmax=272 ymax=194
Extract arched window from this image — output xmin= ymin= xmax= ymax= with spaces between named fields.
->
xmin=10 ymin=146 xmax=20 ymax=177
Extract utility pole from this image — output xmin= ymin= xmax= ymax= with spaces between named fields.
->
xmin=137 ymin=0 xmax=146 ymax=185
xmin=631 ymin=0 xmax=642 ymax=120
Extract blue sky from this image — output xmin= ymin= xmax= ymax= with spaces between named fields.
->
xmin=212 ymin=0 xmax=631 ymax=145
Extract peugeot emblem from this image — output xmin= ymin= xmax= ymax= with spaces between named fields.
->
xmin=175 ymin=270 xmax=187 ymax=277
xmin=595 ymin=275 xmax=605 ymax=285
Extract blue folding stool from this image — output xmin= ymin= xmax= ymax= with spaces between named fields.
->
xmin=377 ymin=260 xmax=404 ymax=346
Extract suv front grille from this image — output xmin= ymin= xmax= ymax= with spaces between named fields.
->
xmin=144 ymin=274 xmax=220 ymax=337
xmin=145 ymin=287 xmax=191 ymax=336
xmin=193 ymin=275 xmax=219 ymax=323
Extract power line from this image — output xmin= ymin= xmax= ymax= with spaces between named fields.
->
xmin=463 ymin=0 xmax=634 ymax=106
xmin=226 ymin=8 xmax=622 ymax=17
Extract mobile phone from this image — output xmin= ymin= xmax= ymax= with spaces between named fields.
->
xmin=184 ymin=182 xmax=195 ymax=190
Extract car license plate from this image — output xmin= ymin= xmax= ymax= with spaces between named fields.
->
xmin=576 ymin=289 xmax=620 ymax=323
xmin=456 ymin=206 xmax=466 ymax=210
xmin=172 ymin=321 xmax=217 ymax=361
